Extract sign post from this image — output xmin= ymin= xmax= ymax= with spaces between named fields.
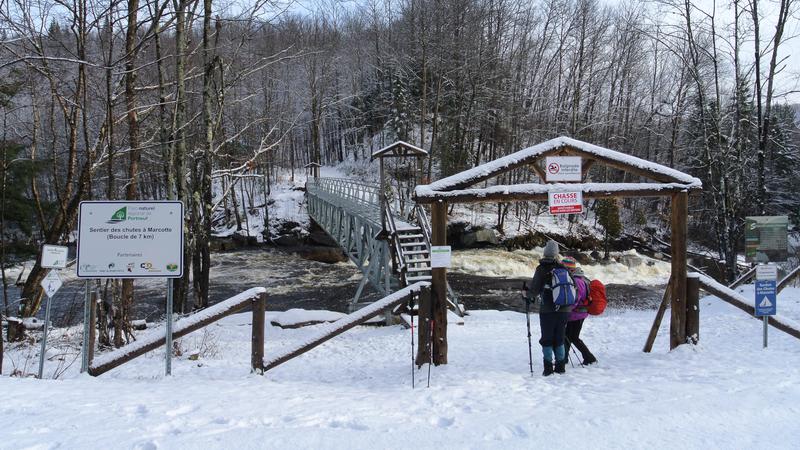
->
xmin=430 ymin=246 xmax=452 ymax=269
xmin=755 ymin=264 xmax=778 ymax=348
xmin=77 ymin=201 xmax=183 ymax=376
xmin=37 ymin=270 xmax=62 ymax=379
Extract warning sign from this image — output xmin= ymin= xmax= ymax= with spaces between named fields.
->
xmin=545 ymin=156 xmax=582 ymax=182
xmin=548 ymin=191 xmax=583 ymax=215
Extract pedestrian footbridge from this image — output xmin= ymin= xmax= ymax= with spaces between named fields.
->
xmin=306 ymin=176 xmax=461 ymax=314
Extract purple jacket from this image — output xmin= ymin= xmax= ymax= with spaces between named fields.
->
xmin=568 ymin=275 xmax=590 ymax=322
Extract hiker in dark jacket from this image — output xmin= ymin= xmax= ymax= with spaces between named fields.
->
xmin=527 ymin=240 xmax=572 ymax=376
xmin=562 ymin=258 xmax=597 ymax=365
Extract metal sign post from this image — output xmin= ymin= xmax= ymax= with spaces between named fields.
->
xmin=77 ymin=201 xmax=184 ymax=377
xmin=81 ymin=280 xmax=91 ymax=372
xmin=166 ymin=278 xmax=174 ymax=375
xmin=755 ymin=264 xmax=778 ymax=348
xmin=37 ymin=270 xmax=62 ymax=379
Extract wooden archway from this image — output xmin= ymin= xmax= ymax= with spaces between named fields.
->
xmin=413 ymin=137 xmax=702 ymax=365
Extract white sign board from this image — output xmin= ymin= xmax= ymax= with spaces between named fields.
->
xmin=41 ymin=244 xmax=69 ymax=269
xmin=430 ymin=246 xmax=452 ymax=268
xmin=548 ymin=191 xmax=583 ymax=215
xmin=77 ymin=201 xmax=184 ymax=278
xmin=756 ymin=264 xmax=778 ymax=281
xmin=545 ymin=156 xmax=582 ymax=182
xmin=40 ymin=270 xmax=62 ymax=298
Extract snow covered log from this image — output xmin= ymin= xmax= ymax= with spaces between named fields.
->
xmin=264 ymin=282 xmax=430 ymax=372
xmin=694 ymin=273 xmax=800 ymax=341
xmin=89 ymin=287 xmax=267 ymax=376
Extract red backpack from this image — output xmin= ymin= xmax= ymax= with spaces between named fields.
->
xmin=587 ymin=279 xmax=607 ymax=315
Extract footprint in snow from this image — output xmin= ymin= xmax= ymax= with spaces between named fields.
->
xmin=430 ymin=416 xmax=455 ymax=428
xmin=133 ymin=440 xmax=159 ymax=450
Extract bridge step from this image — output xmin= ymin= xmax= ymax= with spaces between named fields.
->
xmin=398 ymin=234 xmax=424 ymax=239
xmin=406 ymin=258 xmax=430 ymax=263
xmin=404 ymin=250 xmax=429 ymax=255
xmin=400 ymin=242 xmax=426 ymax=247
xmin=407 ymin=266 xmax=431 ymax=272
xmin=406 ymin=275 xmax=432 ymax=282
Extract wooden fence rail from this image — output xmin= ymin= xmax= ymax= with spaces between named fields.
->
xmin=89 ymin=288 xmax=267 ymax=376
xmin=264 ymin=282 xmax=429 ymax=372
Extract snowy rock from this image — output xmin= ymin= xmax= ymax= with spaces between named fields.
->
xmin=619 ymin=254 xmax=643 ymax=268
xmin=461 ymin=229 xmax=499 ymax=247
xmin=300 ymin=247 xmax=348 ymax=264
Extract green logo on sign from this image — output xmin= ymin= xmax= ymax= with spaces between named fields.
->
xmin=166 ymin=263 xmax=178 ymax=272
xmin=107 ymin=207 xmax=127 ymax=224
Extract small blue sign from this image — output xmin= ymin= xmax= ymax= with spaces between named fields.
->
xmin=754 ymin=280 xmax=777 ymax=316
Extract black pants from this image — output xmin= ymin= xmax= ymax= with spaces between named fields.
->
xmin=565 ymin=319 xmax=595 ymax=361
xmin=539 ymin=312 xmax=569 ymax=348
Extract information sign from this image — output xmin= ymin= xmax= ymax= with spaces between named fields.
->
xmin=77 ymin=201 xmax=184 ymax=278
xmin=745 ymin=216 xmax=788 ymax=263
xmin=41 ymin=245 xmax=68 ymax=269
xmin=754 ymin=280 xmax=777 ymax=316
xmin=548 ymin=191 xmax=583 ymax=215
xmin=430 ymin=246 xmax=452 ymax=268
xmin=545 ymin=156 xmax=582 ymax=182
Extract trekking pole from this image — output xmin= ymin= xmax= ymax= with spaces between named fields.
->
xmin=427 ymin=292 xmax=434 ymax=388
xmin=523 ymin=282 xmax=533 ymax=376
xmin=410 ymin=294 xmax=415 ymax=389
xmin=572 ymin=346 xmax=584 ymax=367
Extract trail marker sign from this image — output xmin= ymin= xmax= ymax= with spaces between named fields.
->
xmin=40 ymin=270 xmax=62 ymax=298
xmin=548 ymin=191 xmax=583 ymax=215
xmin=545 ymin=156 xmax=582 ymax=182
xmin=754 ymin=264 xmax=777 ymax=317
xmin=77 ymin=201 xmax=184 ymax=278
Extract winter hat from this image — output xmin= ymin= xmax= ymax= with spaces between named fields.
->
xmin=572 ymin=267 xmax=585 ymax=277
xmin=543 ymin=240 xmax=559 ymax=258
xmin=561 ymin=257 xmax=577 ymax=271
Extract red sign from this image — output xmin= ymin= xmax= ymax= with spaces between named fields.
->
xmin=548 ymin=191 xmax=583 ymax=215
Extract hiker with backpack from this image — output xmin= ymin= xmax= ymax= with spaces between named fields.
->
xmin=561 ymin=257 xmax=597 ymax=366
xmin=524 ymin=240 xmax=575 ymax=376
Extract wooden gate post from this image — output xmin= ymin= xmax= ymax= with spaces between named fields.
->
xmin=430 ymin=200 xmax=448 ymax=365
xmin=251 ymin=292 xmax=266 ymax=373
xmin=670 ymin=191 xmax=688 ymax=349
xmin=685 ymin=274 xmax=700 ymax=344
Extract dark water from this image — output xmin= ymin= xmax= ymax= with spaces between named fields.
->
xmin=2 ymin=247 xmax=666 ymax=327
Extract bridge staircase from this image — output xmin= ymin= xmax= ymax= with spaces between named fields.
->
xmin=306 ymin=177 xmax=463 ymax=315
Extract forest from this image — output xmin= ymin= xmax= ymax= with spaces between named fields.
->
xmin=0 ymin=0 xmax=798 ymax=349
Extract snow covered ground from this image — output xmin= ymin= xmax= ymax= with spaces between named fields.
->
xmin=3 ymin=285 xmax=800 ymax=449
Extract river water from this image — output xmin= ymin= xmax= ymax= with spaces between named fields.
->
xmin=2 ymin=247 xmax=668 ymax=327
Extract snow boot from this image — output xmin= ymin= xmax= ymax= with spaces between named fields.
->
xmin=582 ymin=354 xmax=597 ymax=365
xmin=554 ymin=359 xmax=566 ymax=374
xmin=542 ymin=360 xmax=554 ymax=377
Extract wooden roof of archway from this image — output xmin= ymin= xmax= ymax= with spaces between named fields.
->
xmin=414 ymin=136 xmax=701 ymax=204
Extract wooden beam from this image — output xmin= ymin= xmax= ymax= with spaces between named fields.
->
xmin=696 ymin=275 xmax=800 ymax=341
xmin=685 ymin=274 xmax=700 ymax=344
xmin=778 ymin=266 xmax=800 ymax=293
xmin=89 ymin=288 xmax=266 ymax=376
xmin=265 ymin=283 xmax=428 ymax=371
xmin=643 ymin=278 xmax=672 ymax=353
xmin=251 ymin=292 xmax=266 ymax=374
xmin=529 ymin=162 xmax=546 ymax=181
xmin=430 ymin=201 xmax=448 ymax=365
xmin=581 ymin=159 xmax=596 ymax=180
xmin=670 ymin=191 xmax=688 ymax=349
xmin=729 ymin=266 xmax=757 ymax=289
xmin=415 ymin=186 xmax=691 ymax=204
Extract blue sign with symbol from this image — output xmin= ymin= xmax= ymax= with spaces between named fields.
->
xmin=754 ymin=280 xmax=777 ymax=316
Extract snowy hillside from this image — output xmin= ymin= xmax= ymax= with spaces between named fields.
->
xmin=3 ymin=286 xmax=799 ymax=449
